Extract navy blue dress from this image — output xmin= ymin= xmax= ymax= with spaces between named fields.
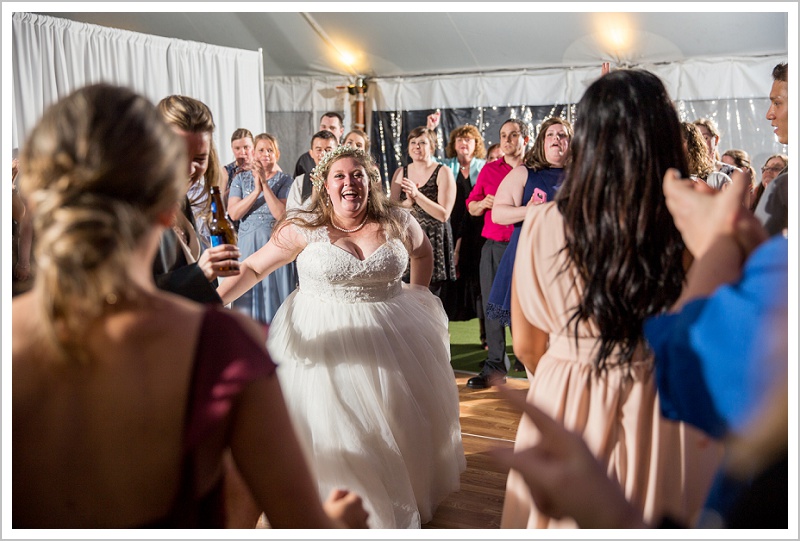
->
xmin=486 ymin=167 xmax=563 ymax=326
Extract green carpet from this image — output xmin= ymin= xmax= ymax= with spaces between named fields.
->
xmin=448 ymin=318 xmax=527 ymax=379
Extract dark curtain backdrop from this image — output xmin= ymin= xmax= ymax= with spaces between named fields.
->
xmin=368 ymin=97 xmax=786 ymax=194
xmin=370 ymin=104 xmax=570 ymax=193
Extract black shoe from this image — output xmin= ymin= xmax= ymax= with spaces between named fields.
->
xmin=466 ymin=372 xmax=507 ymax=389
xmin=513 ymin=360 xmax=525 ymax=372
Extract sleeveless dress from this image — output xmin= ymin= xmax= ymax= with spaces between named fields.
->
xmin=229 ymin=170 xmax=297 ymax=324
xmin=400 ymin=164 xmax=457 ymax=284
xmin=501 ymin=204 xmax=723 ymax=529
xmin=267 ymin=209 xmax=466 ymax=529
xmin=146 ymin=307 xmax=275 ymax=527
xmin=486 ymin=167 xmax=563 ymax=326
xmin=442 ymin=168 xmax=485 ymax=321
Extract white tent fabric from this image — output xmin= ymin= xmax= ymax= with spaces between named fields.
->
xmin=263 ymin=54 xmax=785 ymax=113
xmin=12 ymin=12 xmax=265 ymax=165
xmin=264 ymin=53 xmax=787 ymax=178
xmin=12 ymin=12 xmax=787 ymax=179
xmin=371 ymin=55 xmax=786 ymax=109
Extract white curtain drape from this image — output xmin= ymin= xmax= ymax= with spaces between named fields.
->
xmin=12 ymin=12 xmax=265 ymax=165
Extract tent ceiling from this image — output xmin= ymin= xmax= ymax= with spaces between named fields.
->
xmin=37 ymin=11 xmax=788 ymax=79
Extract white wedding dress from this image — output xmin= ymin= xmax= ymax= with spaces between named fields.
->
xmin=267 ymin=211 xmax=466 ymax=528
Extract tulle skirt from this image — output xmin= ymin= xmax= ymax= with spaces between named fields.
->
xmin=267 ymin=284 xmax=466 ymax=528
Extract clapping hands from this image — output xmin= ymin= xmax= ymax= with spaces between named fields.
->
xmin=397 ymin=177 xmax=420 ymax=200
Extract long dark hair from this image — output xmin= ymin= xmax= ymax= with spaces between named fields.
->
xmin=555 ymin=69 xmax=688 ymax=370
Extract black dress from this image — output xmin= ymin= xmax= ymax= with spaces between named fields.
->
xmin=152 ymin=197 xmax=222 ymax=304
xmin=441 ymin=169 xmax=485 ymax=321
xmin=400 ymin=164 xmax=457 ymax=291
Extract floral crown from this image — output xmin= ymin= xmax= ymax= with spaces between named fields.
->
xmin=309 ymin=145 xmax=375 ymax=189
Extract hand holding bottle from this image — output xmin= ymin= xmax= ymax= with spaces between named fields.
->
xmin=204 ymin=186 xmax=240 ymax=279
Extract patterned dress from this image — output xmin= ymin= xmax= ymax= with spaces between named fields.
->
xmin=400 ymin=164 xmax=457 ymax=285
xmin=228 ymin=170 xmax=297 ymax=324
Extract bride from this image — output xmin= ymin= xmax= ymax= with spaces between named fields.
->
xmin=217 ymin=145 xmax=466 ymax=528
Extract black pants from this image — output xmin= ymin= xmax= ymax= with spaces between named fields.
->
xmin=479 ymin=239 xmax=509 ymax=375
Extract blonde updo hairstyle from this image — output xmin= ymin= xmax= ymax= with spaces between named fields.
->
xmin=19 ymin=83 xmax=186 ymax=362
xmin=282 ymin=146 xmax=411 ymax=251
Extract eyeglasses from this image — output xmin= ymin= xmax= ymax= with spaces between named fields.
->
xmin=761 ymin=166 xmax=784 ymax=174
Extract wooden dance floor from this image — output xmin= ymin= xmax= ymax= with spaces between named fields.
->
xmin=423 ymin=371 xmax=528 ymax=529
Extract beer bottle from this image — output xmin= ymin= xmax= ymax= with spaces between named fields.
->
xmin=208 ymin=186 xmax=237 ymax=248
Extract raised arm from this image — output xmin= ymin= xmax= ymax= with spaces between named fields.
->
xmin=491 ymin=165 xmax=530 ymax=225
xmin=661 ymin=168 xmax=768 ymax=311
xmin=216 ymin=223 xmax=304 ymax=305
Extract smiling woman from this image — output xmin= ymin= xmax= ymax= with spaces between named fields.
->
xmin=215 ymin=145 xmax=466 ymax=528
xmin=390 ymin=126 xmax=458 ymax=299
xmin=226 ymin=133 xmax=296 ymax=324
xmin=486 ymin=117 xmax=573 ymax=328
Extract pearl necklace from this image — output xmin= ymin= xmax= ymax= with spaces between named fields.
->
xmin=330 ymin=214 xmax=368 ymax=233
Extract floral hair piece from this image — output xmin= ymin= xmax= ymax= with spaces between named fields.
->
xmin=309 ymin=145 xmax=377 ymax=189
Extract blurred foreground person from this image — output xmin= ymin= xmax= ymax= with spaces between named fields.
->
xmin=12 ymin=84 xmax=367 ymax=529
xmin=501 ymin=69 xmax=721 ymax=529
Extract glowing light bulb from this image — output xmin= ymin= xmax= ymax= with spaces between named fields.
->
xmin=609 ymin=27 xmax=626 ymax=48
xmin=340 ymin=51 xmax=355 ymax=66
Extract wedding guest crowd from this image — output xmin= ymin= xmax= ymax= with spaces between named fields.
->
xmin=11 ymin=61 xmax=789 ymax=531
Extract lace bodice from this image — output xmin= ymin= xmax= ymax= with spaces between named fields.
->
xmin=294 ymin=225 xmax=409 ymax=303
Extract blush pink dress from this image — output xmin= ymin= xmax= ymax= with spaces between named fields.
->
xmin=501 ymin=203 xmax=723 ymax=529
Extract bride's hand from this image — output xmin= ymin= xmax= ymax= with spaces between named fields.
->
xmin=322 ymin=489 xmax=369 ymax=528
